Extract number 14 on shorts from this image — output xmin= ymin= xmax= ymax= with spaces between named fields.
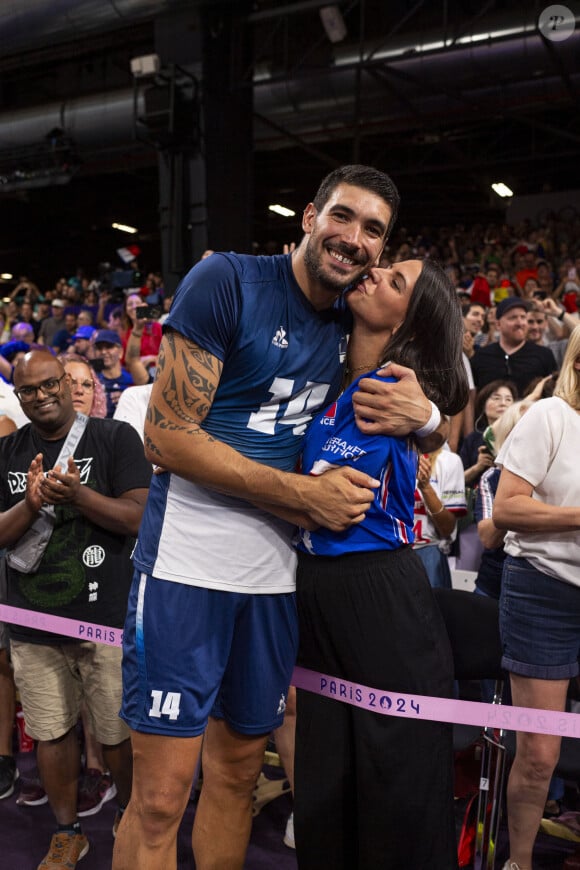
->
xmin=149 ymin=690 xmax=182 ymax=721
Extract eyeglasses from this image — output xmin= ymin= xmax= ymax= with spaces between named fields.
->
xmin=504 ymin=354 xmax=512 ymax=377
xmin=69 ymin=379 xmax=94 ymax=392
xmin=14 ymin=373 xmax=67 ymax=404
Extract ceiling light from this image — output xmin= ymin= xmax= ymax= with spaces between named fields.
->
xmin=269 ymin=204 xmax=296 ymax=218
xmin=112 ymin=222 xmax=138 ymax=234
xmin=491 ymin=182 xmax=513 ymax=198
xmin=1 ymin=273 xmax=13 ymax=280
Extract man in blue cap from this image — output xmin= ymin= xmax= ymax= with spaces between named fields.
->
xmin=92 ymin=330 xmax=134 ymax=417
xmin=72 ymin=325 xmax=96 ymax=358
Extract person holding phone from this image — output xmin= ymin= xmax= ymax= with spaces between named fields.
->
xmin=121 ymin=294 xmax=162 ymax=375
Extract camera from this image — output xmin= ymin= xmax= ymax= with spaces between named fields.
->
xmin=96 ymin=263 xmax=142 ymax=303
xmin=136 ymin=304 xmax=162 ymax=321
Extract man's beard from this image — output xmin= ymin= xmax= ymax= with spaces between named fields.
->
xmin=303 ymin=239 xmax=366 ymax=294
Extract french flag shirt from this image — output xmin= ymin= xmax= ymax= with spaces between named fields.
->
xmin=297 ymin=372 xmax=418 ymax=556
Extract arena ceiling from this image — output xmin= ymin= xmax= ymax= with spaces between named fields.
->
xmin=0 ymin=0 xmax=579 ymax=284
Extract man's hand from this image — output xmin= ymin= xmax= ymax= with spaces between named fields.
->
xmin=25 ymin=453 xmax=45 ymax=514
xmin=352 ymin=363 xmax=431 ymax=437
xmin=39 ymin=457 xmax=81 ymax=506
xmin=542 ymin=297 xmax=564 ymax=318
xmin=300 ymin=467 xmax=379 ymax=532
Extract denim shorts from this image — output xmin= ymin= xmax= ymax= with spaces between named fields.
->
xmin=500 ymin=555 xmax=580 ymax=679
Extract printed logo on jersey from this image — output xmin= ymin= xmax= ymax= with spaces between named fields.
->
xmin=7 ymin=457 xmax=93 ymax=495
xmin=320 ymin=401 xmax=337 ymax=427
xmin=88 ymin=580 xmax=99 ymax=603
xmin=83 ymin=545 xmax=105 ymax=568
xmin=277 ymin=693 xmax=287 ymax=716
xmin=272 ymin=326 xmax=289 ymax=349
xmin=321 ymin=436 xmax=367 ymax=461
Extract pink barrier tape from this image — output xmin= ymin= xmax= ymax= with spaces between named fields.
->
xmin=291 ymin=666 xmax=580 ymax=739
xmin=2 ymin=604 xmax=579 ymax=738
xmin=0 ymin=604 xmax=122 ymax=647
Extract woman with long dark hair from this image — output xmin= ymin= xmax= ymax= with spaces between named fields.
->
xmin=293 ymin=258 xmax=469 ymax=869
xmin=460 ymin=379 xmax=517 ymax=487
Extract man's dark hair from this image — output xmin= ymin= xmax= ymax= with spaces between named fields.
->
xmin=312 ymin=165 xmax=400 ymax=241
xmin=377 ymin=259 xmax=470 ymax=416
xmin=461 ymin=301 xmax=486 ymax=318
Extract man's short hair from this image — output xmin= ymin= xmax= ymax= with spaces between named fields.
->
xmin=311 ymin=164 xmax=400 ymax=241
xmin=461 ymin=301 xmax=485 ymax=318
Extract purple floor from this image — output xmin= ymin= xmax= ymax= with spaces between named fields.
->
xmin=3 ymin=749 xmax=580 ymax=868
xmin=1 ymin=750 xmax=297 ymax=869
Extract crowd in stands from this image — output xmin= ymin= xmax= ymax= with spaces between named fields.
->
xmin=0 ymin=205 xmax=580 ymax=869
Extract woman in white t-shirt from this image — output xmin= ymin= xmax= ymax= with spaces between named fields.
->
xmin=493 ymin=325 xmax=580 ymax=870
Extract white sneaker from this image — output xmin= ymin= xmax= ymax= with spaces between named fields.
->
xmin=283 ymin=812 xmax=295 ymax=849
xmin=502 ymin=862 xmax=522 ymax=870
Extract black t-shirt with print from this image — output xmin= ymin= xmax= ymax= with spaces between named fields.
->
xmin=0 ymin=417 xmax=152 ymax=643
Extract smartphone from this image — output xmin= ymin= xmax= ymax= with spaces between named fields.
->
xmin=89 ymin=358 xmax=105 ymax=373
xmin=136 ymin=304 xmax=162 ymax=320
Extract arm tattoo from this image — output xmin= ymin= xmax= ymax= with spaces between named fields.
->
xmin=147 ymin=404 xmax=216 ymax=440
xmin=149 ymin=332 xmax=221 ymax=436
xmin=144 ymin=434 xmax=162 ymax=458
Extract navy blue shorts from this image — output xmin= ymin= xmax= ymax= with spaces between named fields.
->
xmin=500 ymin=555 xmax=580 ymax=680
xmin=120 ymin=571 xmax=298 ymax=737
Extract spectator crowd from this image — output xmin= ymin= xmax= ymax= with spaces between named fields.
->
xmin=0 ymin=196 xmax=580 ymax=870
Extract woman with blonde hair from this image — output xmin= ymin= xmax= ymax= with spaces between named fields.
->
xmin=493 ymin=324 xmax=580 ymax=870
xmin=58 ymin=354 xmax=107 ymax=418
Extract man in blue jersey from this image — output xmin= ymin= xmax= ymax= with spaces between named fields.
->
xmin=113 ymin=165 xmax=445 ymax=870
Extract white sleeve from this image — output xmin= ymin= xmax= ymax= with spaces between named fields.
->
xmin=496 ymin=398 xmax=561 ymax=488
xmin=462 ymin=352 xmax=475 ymax=390
xmin=437 ymin=451 xmax=467 ymax=513
xmin=113 ymin=385 xmax=153 ymax=443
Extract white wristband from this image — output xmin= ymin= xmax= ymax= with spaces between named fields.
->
xmin=414 ymin=401 xmax=441 ymax=438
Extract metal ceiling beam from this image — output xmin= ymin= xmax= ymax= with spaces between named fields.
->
xmin=253 ymin=112 xmax=340 ymax=169
xmin=365 ymin=0 xmax=426 ymax=63
xmin=365 ymin=67 xmax=474 ymax=171
xmin=389 ymin=146 xmax=580 ymax=178
xmin=0 ymin=0 xmax=188 ymax=60
xmin=248 ymin=0 xmax=341 ymax=23
xmin=512 ymin=113 xmax=580 ymax=146
xmin=448 ymin=0 xmax=497 ymax=46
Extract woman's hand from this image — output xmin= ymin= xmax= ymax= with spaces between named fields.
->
xmin=416 ymin=454 xmax=432 ymax=489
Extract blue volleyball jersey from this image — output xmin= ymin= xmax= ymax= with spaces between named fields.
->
xmin=297 ymin=372 xmax=418 ymax=556
xmin=133 ymin=252 xmax=350 ymax=592
xmin=164 ymin=252 xmax=348 ymax=470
